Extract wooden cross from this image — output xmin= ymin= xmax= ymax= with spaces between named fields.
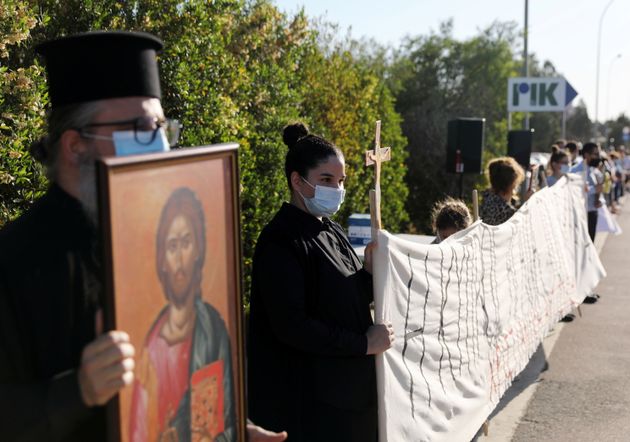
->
xmin=365 ymin=120 xmax=391 ymax=238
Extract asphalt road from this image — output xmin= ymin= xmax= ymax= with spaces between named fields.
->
xmin=510 ymin=200 xmax=630 ymax=441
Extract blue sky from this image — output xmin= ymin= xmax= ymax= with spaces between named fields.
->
xmin=272 ymin=0 xmax=630 ymax=122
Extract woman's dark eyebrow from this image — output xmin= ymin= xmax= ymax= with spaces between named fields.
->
xmin=318 ymin=172 xmax=347 ymax=179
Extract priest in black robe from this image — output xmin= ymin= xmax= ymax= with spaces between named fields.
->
xmin=0 ymin=31 xmax=169 ymax=441
xmin=0 ymin=29 xmax=287 ymax=442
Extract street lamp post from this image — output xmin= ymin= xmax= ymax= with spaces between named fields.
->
xmin=605 ymin=53 xmax=622 ymax=121
xmin=595 ymin=0 xmax=616 ymax=135
xmin=522 ymin=0 xmax=529 ymax=130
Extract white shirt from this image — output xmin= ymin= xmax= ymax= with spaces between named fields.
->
xmin=569 ymin=161 xmax=603 ymax=211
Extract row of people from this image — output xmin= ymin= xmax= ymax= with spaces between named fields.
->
xmin=2 ymin=29 xmax=621 ymax=442
xmin=252 ymin=130 xmax=623 ymax=439
xmin=549 ymin=140 xmax=618 ymax=245
xmin=430 ymin=138 xmax=616 ymax=312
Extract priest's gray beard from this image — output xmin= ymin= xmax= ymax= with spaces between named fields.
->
xmin=77 ymin=149 xmax=99 ymax=228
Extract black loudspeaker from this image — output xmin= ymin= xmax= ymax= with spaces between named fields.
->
xmin=446 ymin=118 xmax=485 ymax=174
xmin=507 ymin=129 xmax=534 ymax=169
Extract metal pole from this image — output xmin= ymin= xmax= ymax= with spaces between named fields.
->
xmin=595 ymin=0 xmax=615 ymax=134
xmin=523 ymin=0 xmax=529 ymax=130
xmin=606 ymin=53 xmax=622 ymax=120
xmin=562 ymin=108 xmax=567 ymax=139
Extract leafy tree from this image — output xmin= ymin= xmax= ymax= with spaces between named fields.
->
xmin=0 ymin=1 xmax=48 ymax=224
xmin=390 ymin=20 xmax=521 ymax=232
xmin=22 ymin=0 xmax=317 ymax=301
xmin=565 ymin=100 xmax=593 ymax=143
xmin=297 ymin=25 xmax=409 ymax=232
xmin=602 ymin=113 xmax=630 ymax=149
xmin=1 ymin=0 xmax=410 ymax=305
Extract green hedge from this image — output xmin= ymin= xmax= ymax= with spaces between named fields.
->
xmin=0 ymin=0 xmax=409 ymax=305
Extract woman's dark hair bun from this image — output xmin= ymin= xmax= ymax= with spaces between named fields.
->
xmin=282 ymin=122 xmax=309 ymax=150
xmin=29 ymin=136 xmax=49 ymax=164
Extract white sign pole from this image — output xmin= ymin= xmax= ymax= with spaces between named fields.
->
xmin=562 ymin=108 xmax=567 ymax=139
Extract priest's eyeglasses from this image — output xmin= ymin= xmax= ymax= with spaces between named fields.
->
xmin=77 ymin=116 xmax=182 ymax=147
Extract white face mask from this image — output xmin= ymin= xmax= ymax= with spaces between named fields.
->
xmin=112 ymin=128 xmax=170 ymax=156
xmin=560 ymin=164 xmax=570 ymax=174
xmin=299 ymin=177 xmax=345 ymax=218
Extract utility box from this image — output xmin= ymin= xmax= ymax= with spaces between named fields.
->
xmin=347 ymin=214 xmax=371 ymax=246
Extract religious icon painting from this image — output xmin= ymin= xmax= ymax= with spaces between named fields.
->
xmin=97 ymin=144 xmax=245 ymax=442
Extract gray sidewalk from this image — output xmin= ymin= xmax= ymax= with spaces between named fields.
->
xmin=482 ymin=201 xmax=630 ymax=442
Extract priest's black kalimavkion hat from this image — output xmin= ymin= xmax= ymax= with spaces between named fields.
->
xmin=35 ymin=31 xmax=163 ymax=108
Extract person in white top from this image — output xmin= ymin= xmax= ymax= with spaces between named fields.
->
xmin=569 ymin=142 xmax=604 ymax=242
xmin=569 ymin=142 xmax=603 ymax=305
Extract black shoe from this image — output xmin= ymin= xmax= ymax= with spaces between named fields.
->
xmin=561 ymin=313 xmax=576 ymax=322
xmin=582 ymin=295 xmax=598 ymax=304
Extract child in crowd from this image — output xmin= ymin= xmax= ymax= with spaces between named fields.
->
xmin=430 ymin=197 xmax=473 ymax=243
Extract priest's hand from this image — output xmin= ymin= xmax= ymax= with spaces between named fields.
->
xmin=366 ymin=323 xmax=394 ymax=355
xmin=79 ymin=310 xmax=135 ymax=406
xmin=246 ymin=422 xmax=288 ymax=442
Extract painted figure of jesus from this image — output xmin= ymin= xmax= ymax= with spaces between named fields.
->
xmin=129 ymin=187 xmax=235 ymax=442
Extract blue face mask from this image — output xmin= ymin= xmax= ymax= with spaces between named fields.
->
xmin=299 ymin=177 xmax=345 ymax=218
xmin=112 ymin=128 xmax=170 ymax=156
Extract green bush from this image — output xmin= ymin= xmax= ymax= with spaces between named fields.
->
xmin=0 ymin=0 xmax=410 ymax=307
xmin=295 ymin=26 xmax=409 ymax=232
xmin=0 ymin=1 xmax=48 ymax=224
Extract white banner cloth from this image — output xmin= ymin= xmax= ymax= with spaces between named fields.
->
xmin=597 ymin=204 xmax=622 ymax=235
xmin=373 ymin=176 xmax=606 ymax=442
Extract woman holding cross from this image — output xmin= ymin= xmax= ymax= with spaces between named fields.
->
xmin=247 ymin=122 xmax=394 ymax=442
